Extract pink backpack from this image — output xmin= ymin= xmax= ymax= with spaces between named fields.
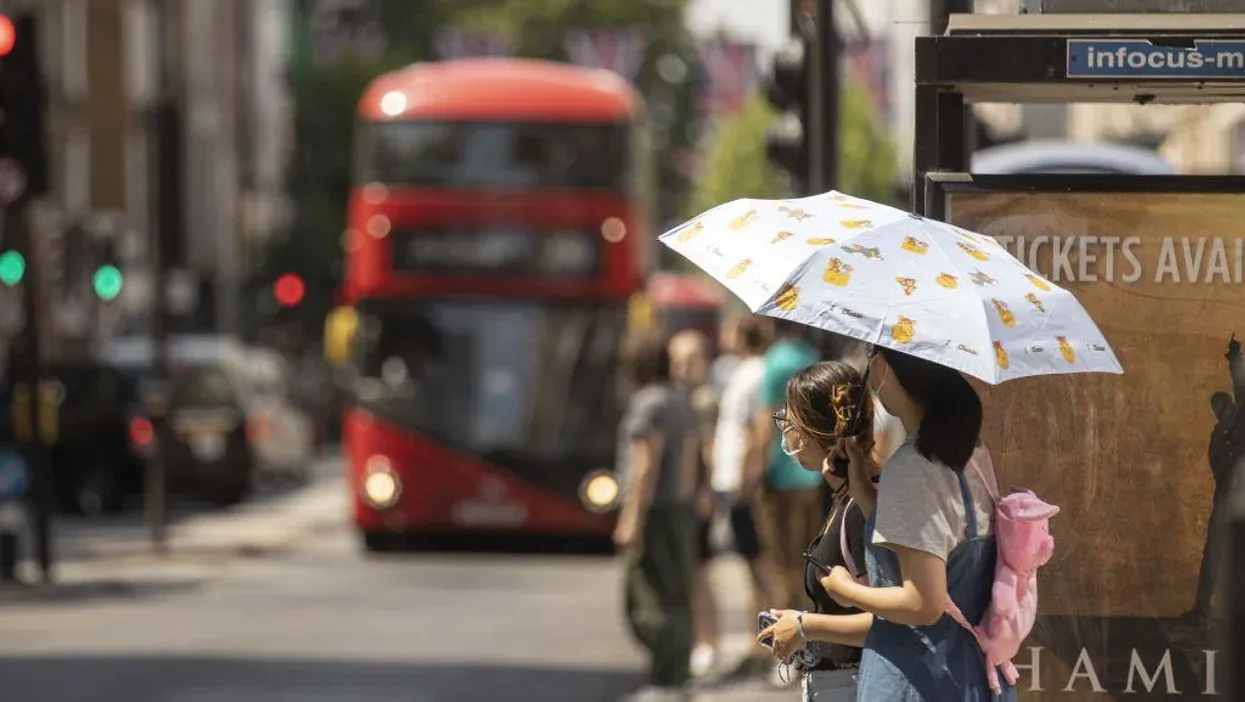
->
xmin=945 ymin=450 xmax=1060 ymax=695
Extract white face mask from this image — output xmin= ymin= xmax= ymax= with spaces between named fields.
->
xmin=870 ymin=363 xmax=891 ymax=413
xmin=780 ymin=426 xmax=804 ymax=457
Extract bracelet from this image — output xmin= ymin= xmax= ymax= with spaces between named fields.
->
xmin=796 ymin=611 xmax=808 ymax=644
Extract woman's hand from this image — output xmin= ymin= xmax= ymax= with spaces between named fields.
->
xmin=612 ymin=515 xmax=640 ymax=550
xmin=819 ymin=566 xmax=858 ymax=608
xmin=837 ymin=437 xmax=879 ymax=511
xmin=756 ymin=609 xmax=805 ymax=662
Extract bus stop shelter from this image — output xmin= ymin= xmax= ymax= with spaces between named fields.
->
xmin=913 ymin=12 xmax=1245 ymax=698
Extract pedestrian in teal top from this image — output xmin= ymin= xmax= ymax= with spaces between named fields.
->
xmin=752 ymin=320 xmax=821 ymax=614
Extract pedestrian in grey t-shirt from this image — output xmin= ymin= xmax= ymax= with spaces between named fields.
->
xmin=615 ymin=331 xmax=698 ymax=702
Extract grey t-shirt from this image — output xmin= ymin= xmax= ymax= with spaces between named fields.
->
xmin=617 ymin=384 xmax=695 ymax=505
xmin=871 ymin=438 xmax=997 ymax=561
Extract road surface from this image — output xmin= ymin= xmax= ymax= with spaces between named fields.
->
xmin=0 ymin=527 xmax=798 ymax=701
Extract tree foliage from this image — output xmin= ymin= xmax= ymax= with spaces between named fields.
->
xmin=686 ymin=79 xmax=899 ymax=221
xmin=250 ymin=0 xmax=436 ymax=335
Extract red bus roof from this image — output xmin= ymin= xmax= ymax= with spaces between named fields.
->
xmin=358 ymin=58 xmax=642 ymax=123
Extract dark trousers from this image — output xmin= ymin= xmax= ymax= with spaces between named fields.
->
xmin=624 ymin=503 xmax=695 ymax=687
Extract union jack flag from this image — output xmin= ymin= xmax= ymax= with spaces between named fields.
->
xmin=433 ymin=28 xmax=514 ymax=61
xmin=696 ymin=40 xmax=759 ymax=117
xmin=563 ymin=28 xmax=649 ymax=83
xmin=843 ymin=38 xmax=891 ymax=123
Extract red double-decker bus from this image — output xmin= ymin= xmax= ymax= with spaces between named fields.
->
xmin=340 ymin=59 xmax=651 ymax=551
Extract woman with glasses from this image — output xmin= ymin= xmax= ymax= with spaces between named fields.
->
xmin=757 ymin=360 xmax=899 ymax=701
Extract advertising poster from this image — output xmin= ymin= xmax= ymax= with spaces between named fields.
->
xmin=941 ymin=181 xmax=1241 ymax=700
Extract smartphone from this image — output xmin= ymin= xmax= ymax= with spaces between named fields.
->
xmin=803 ymin=550 xmax=833 ymax=575
xmin=830 ymin=455 xmax=850 ymax=479
xmin=757 ymin=611 xmax=779 ymax=648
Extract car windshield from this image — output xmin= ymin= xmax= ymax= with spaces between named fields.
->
xmin=355 ymin=121 xmax=630 ymax=190
xmin=350 ymin=299 xmax=627 ymax=466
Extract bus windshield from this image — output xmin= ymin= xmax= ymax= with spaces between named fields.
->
xmin=350 ymin=299 xmax=627 ymax=483
xmin=354 ymin=121 xmax=630 ymax=190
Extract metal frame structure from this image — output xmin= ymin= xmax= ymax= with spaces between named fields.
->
xmin=912 ymin=12 xmax=1245 ymax=212
xmin=923 ymin=171 xmax=1245 ymax=218
xmin=914 ymin=15 xmax=1245 ymax=695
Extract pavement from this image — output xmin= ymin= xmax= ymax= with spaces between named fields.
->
xmin=5 ymin=453 xmax=348 ymax=600
xmin=0 ymin=452 xmax=801 ymax=701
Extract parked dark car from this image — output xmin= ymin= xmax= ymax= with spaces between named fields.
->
xmin=101 ymin=336 xmax=257 ymax=507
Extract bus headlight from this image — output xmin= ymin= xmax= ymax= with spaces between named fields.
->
xmin=580 ymin=470 xmax=620 ymax=513
xmin=362 ymin=455 xmax=401 ymax=509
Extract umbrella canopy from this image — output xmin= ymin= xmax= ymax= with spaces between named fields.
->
xmin=660 ymin=191 xmax=1123 ymax=385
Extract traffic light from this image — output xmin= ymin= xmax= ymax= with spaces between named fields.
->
xmin=763 ymin=32 xmax=812 ymax=191
xmin=0 ymin=250 xmax=23 ymax=286
xmin=0 ymin=15 xmax=15 ymax=58
xmin=92 ymin=264 xmax=123 ymax=301
xmin=0 ymin=12 xmax=47 ymax=201
xmin=273 ymin=273 xmax=305 ymax=307
xmin=91 ymin=238 xmax=123 ymax=301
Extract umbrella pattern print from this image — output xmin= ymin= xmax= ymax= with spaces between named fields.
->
xmin=660 ymin=191 xmax=1123 ymax=385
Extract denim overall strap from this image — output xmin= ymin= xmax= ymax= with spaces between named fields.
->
xmin=945 ymin=471 xmax=985 ymax=639
xmin=957 ymin=470 xmax=977 ymax=540
xmin=857 ymin=462 xmax=1016 ymax=701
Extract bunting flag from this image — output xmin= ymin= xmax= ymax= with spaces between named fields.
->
xmin=695 ymin=39 xmax=759 ymax=117
xmin=842 ymin=37 xmax=891 ymax=124
xmin=563 ymin=28 xmax=649 ymax=83
xmin=433 ymin=28 xmax=514 ymax=61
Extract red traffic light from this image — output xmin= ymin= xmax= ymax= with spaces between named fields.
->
xmin=273 ymin=273 xmax=305 ymax=307
xmin=0 ymin=16 xmax=15 ymax=58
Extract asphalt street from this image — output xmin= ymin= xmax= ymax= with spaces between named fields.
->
xmin=0 ymin=526 xmax=799 ymax=702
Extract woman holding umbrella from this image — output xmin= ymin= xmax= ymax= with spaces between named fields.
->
xmin=816 ymin=346 xmax=1014 ymax=701
xmin=661 ymin=188 xmax=1121 ymax=702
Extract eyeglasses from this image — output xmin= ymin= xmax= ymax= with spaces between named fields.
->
xmin=772 ymin=410 xmax=790 ymax=432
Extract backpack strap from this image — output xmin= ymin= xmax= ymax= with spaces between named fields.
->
xmin=968 ymin=443 xmax=1001 ymax=502
xmin=946 ymin=598 xmax=983 ymax=644
xmin=947 ymin=473 xmax=985 ymax=642
xmin=945 ymin=446 xmax=997 ymax=644
xmin=839 ymin=498 xmax=859 ymax=579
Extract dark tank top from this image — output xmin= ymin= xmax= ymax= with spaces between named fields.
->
xmin=802 ymin=497 xmax=868 ymax=669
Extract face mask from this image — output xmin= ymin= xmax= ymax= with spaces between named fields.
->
xmin=780 ymin=427 xmax=804 ymax=457
xmin=871 ymin=364 xmax=891 ymax=413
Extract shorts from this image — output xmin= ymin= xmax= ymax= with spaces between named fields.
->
xmin=803 ymin=668 xmax=858 ymax=701
xmin=716 ymin=491 xmax=761 ymax=559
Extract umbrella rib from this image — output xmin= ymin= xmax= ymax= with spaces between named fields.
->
xmin=924 ymin=229 xmax=998 ymax=382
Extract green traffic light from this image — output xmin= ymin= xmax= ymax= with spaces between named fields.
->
xmin=93 ymin=265 xmax=124 ymax=300
xmin=0 ymin=250 xmax=24 ymax=286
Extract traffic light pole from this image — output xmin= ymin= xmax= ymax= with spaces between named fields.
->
xmin=145 ymin=0 xmax=169 ymax=554
xmin=813 ymin=0 xmax=839 ymax=193
xmin=0 ymin=10 xmax=56 ymax=585
xmin=7 ymin=203 xmax=55 ymax=583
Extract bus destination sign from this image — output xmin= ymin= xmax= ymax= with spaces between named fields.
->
xmin=392 ymin=227 xmax=601 ymax=278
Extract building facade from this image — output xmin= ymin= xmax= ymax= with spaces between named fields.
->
xmin=31 ymin=0 xmax=292 ymax=346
